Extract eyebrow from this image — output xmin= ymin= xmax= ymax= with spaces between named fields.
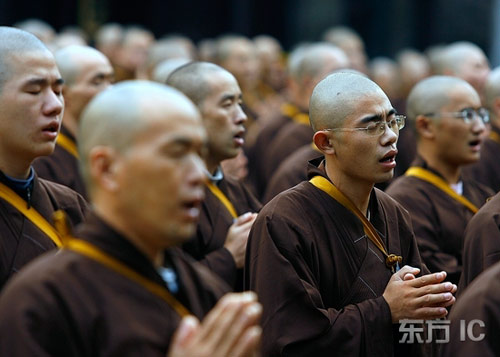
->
xmin=218 ymin=93 xmax=243 ymax=104
xmin=359 ymin=108 xmax=397 ymax=124
xmin=24 ymin=77 xmax=65 ymax=87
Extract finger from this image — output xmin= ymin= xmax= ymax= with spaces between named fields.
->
xmin=414 ymin=282 xmax=455 ymax=297
xmin=168 ymin=316 xmax=200 ymax=356
xmin=411 ymin=306 xmax=448 ymax=320
xmin=415 ymin=291 xmax=454 ymax=307
xmin=392 ymin=265 xmax=420 ymax=280
xmin=231 ymin=326 xmax=262 ymax=357
xmin=198 ymin=292 xmax=257 ymax=349
xmin=403 ymin=273 xmax=416 ymax=281
xmin=235 ymin=212 xmax=256 ymax=225
xmin=216 ymin=302 xmax=262 ymax=356
xmin=409 ymin=271 xmax=447 ymax=288
xmin=427 ymin=296 xmax=456 ymax=309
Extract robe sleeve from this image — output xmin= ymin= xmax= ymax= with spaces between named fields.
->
xmin=191 ymin=244 xmax=237 ymax=288
xmin=245 ymin=210 xmax=394 ymax=356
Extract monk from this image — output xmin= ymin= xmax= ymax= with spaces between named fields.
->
xmin=245 ymin=72 xmax=457 ymax=356
xmin=0 ymin=81 xmax=262 ymax=356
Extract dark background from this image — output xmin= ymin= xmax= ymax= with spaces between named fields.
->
xmin=0 ymin=0 xmax=496 ymax=62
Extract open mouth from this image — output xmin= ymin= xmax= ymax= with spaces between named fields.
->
xmin=379 ymin=152 xmax=397 ymax=163
xmin=234 ymin=131 xmax=245 ymax=146
xmin=42 ymin=122 xmax=59 ymax=133
xmin=468 ymin=139 xmax=481 ymax=147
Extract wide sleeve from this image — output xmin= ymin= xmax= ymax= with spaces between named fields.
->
xmin=244 ymin=210 xmax=394 ymax=356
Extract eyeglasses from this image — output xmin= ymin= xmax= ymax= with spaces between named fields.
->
xmin=323 ymin=115 xmax=406 ymax=136
xmin=425 ymin=108 xmax=490 ymax=124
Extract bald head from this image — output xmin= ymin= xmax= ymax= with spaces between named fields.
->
xmin=55 ymin=45 xmax=110 ymax=86
xmin=79 ymin=81 xmax=200 ymax=190
xmin=484 ymin=67 xmax=500 ymax=113
xmin=0 ymin=26 xmax=50 ymax=91
xmin=310 ymin=72 xmax=386 ymax=132
xmin=288 ymin=43 xmax=349 ymax=84
xmin=166 ymin=61 xmax=228 ymax=106
xmin=407 ymin=76 xmax=477 ymax=123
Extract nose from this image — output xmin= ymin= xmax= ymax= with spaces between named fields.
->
xmin=380 ymin=122 xmax=398 ymax=146
xmin=186 ymin=153 xmax=207 ymax=187
xmin=235 ymin=103 xmax=248 ymax=125
xmin=471 ymin=115 xmax=486 ymax=135
xmin=43 ymin=90 xmax=64 ymax=117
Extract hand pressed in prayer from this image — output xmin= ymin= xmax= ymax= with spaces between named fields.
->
xmin=168 ymin=292 xmax=262 ymax=357
xmin=224 ymin=212 xmax=258 ymax=268
xmin=383 ymin=265 xmax=457 ymax=322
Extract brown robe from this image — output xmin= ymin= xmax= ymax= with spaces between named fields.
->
xmin=441 ymin=261 xmax=500 ymax=357
xmin=263 ymin=144 xmax=322 ymax=203
xmin=0 ymin=171 xmax=88 ymax=289
xmin=458 ymin=191 xmax=500 ymax=293
xmin=386 ymin=157 xmax=493 ymax=285
xmin=264 ymin=120 xmax=314 ymax=185
xmin=463 ymin=124 xmax=500 ymax=193
xmin=33 ymin=125 xmax=88 ymax=200
xmin=183 ymin=173 xmax=261 ymax=291
xmin=245 ymin=159 xmax=427 ymax=356
xmin=0 ymin=212 xmax=229 ymax=357
xmin=246 ymin=106 xmax=295 ymax=198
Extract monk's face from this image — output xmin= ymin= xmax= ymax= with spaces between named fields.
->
xmin=112 ymin=98 xmax=207 ymax=248
xmin=65 ymin=51 xmax=114 ymax=120
xmin=433 ymin=84 xmax=485 ymax=165
xmin=331 ymin=89 xmax=398 ymax=184
xmin=0 ymin=50 xmax=64 ymax=164
xmin=199 ymin=70 xmax=247 ymax=164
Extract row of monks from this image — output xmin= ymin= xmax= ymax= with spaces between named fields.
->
xmin=0 ymin=19 xmax=499 ymax=356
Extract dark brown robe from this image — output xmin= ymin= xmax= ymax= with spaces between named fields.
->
xmin=386 ymin=157 xmax=493 ymax=285
xmin=264 ymin=120 xmax=314 ymax=185
xmin=33 ymin=125 xmax=88 ymax=200
xmin=245 ymin=159 xmax=427 ymax=356
xmin=246 ymin=106 xmax=295 ymax=198
xmin=263 ymin=144 xmax=322 ymax=203
xmin=0 ymin=171 xmax=88 ymax=290
xmin=183 ymin=173 xmax=261 ymax=291
xmin=458 ymin=191 xmax=500 ymax=293
xmin=0 ymin=212 xmax=229 ymax=357
xmin=463 ymin=124 xmax=500 ymax=193
xmin=441 ymin=261 xmax=500 ymax=357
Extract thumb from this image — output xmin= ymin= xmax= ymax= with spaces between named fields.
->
xmin=234 ymin=212 xmax=254 ymax=225
xmin=170 ymin=316 xmax=200 ymax=350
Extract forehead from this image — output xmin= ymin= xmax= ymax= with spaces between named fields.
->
xmin=75 ymin=53 xmax=113 ymax=78
xmin=205 ymin=70 xmax=241 ymax=98
xmin=6 ymin=50 xmax=60 ymax=82
xmin=350 ymin=89 xmax=392 ymax=117
xmin=444 ymin=84 xmax=481 ymax=108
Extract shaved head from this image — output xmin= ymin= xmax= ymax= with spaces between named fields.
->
xmin=407 ymin=76 xmax=476 ymax=123
xmin=0 ymin=26 xmax=50 ymax=92
xmin=79 ymin=81 xmax=200 ymax=190
xmin=442 ymin=42 xmax=487 ymax=74
xmin=310 ymin=72 xmax=386 ymax=131
xmin=484 ymin=67 xmax=500 ymax=112
xmin=166 ymin=61 xmax=227 ymax=106
xmin=54 ymin=45 xmax=110 ymax=87
xmin=288 ymin=43 xmax=349 ymax=84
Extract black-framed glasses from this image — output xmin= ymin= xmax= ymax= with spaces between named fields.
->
xmin=323 ymin=115 xmax=406 ymax=136
xmin=425 ymin=108 xmax=490 ymax=124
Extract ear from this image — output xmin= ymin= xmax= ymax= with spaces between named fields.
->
xmin=313 ymin=131 xmax=335 ymax=155
xmin=89 ymin=146 xmax=121 ymax=192
xmin=415 ymin=114 xmax=436 ymax=139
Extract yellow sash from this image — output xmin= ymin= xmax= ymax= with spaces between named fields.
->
xmin=65 ymin=239 xmax=190 ymax=317
xmin=292 ymin=113 xmax=310 ymax=126
xmin=280 ymin=103 xmax=299 ymax=118
xmin=57 ymin=133 xmax=79 ymax=159
xmin=489 ymin=131 xmax=500 ymax=146
xmin=309 ymin=176 xmax=402 ymax=272
xmin=0 ymin=182 xmax=63 ymax=247
xmin=206 ymin=182 xmax=238 ymax=218
xmin=405 ymin=167 xmax=479 ymax=214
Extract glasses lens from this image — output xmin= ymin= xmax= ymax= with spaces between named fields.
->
xmin=366 ymin=122 xmax=381 ymax=136
xmin=479 ymin=108 xmax=490 ymax=123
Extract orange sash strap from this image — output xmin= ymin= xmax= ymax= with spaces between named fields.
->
xmin=309 ymin=176 xmax=402 ymax=272
xmin=206 ymin=182 xmax=238 ymax=218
